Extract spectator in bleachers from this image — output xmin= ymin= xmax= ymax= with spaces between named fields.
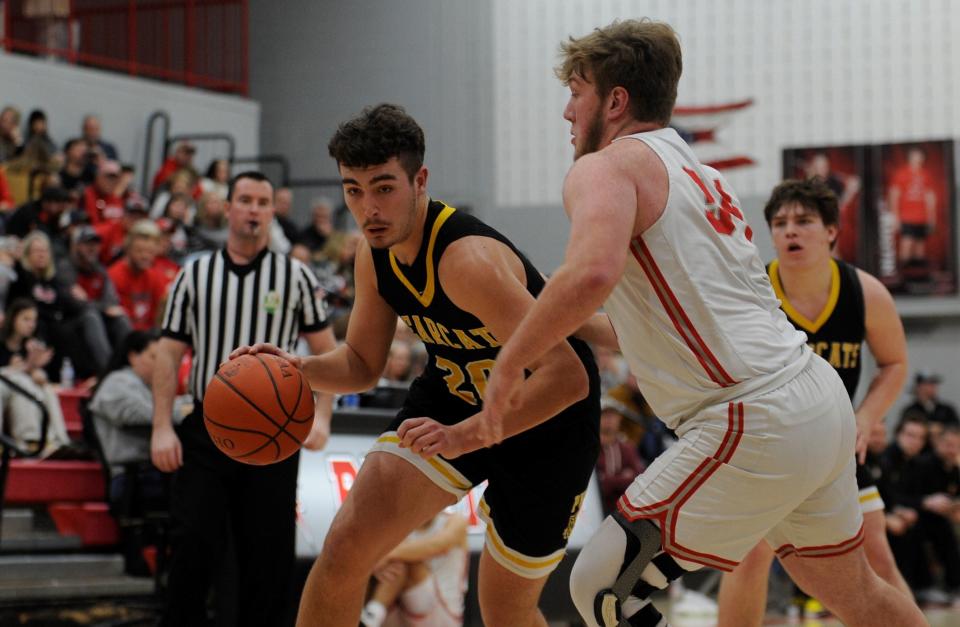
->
xmin=150 ymin=168 xmax=197 ymax=220
xmin=151 ymin=141 xmax=198 ymax=193
xmin=157 ymin=193 xmax=192 ymax=260
xmin=108 ymin=220 xmax=168 ymax=331
xmin=59 ymin=138 xmax=95 ymax=192
xmin=9 ymin=231 xmax=112 ymax=380
xmin=95 ymin=196 xmax=150 ymax=266
xmin=312 ymin=229 xmax=359 ymax=327
xmin=200 ymin=158 xmax=229 ymax=199
xmin=81 ymin=114 xmax=118 ymax=161
xmin=5 ymin=185 xmax=73 ymax=256
xmin=0 ymin=297 xmax=72 ymax=456
xmin=2 ymin=129 xmax=60 ymax=204
xmin=899 ymin=425 xmax=960 ymax=602
xmin=188 ymin=192 xmax=228 ymax=252
xmin=608 ymin=375 xmax=673 ymax=463
xmin=359 ymin=511 xmax=468 ymax=627
xmin=901 ymin=370 xmax=960 ymax=445
xmin=83 ymin=160 xmax=125 ymax=224
xmin=153 ymin=218 xmax=184 ymax=287
xmin=57 ymin=225 xmax=131 ymax=348
xmin=596 ymin=396 xmax=646 ymax=515
xmin=22 ymin=109 xmax=58 ymax=159
xmin=273 ymin=187 xmax=300 ymax=244
xmin=292 ymin=197 xmax=335 ymax=262
xmin=0 ymin=106 xmax=22 ymax=162
xmin=594 ymin=344 xmax=628 ymax=394
xmin=89 ymin=329 xmax=187 ymax=575
xmin=882 ymin=415 xmax=932 ymax=593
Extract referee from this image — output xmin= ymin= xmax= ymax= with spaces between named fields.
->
xmin=151 ymin=171 xmax=336 ymax=627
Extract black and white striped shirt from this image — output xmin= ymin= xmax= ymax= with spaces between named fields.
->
xmin=161 ymin=248 xmax=329 ymax=400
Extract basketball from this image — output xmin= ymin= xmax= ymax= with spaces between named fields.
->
xmin=203 ymin=354 xmax=315 ymax=465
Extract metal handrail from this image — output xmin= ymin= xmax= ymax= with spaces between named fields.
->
xmin=142 ymin=111 xmax=171 ymax=195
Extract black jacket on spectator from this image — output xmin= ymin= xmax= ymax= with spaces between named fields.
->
xmin=277 ymin=215 xmax=299 ymax=246
xmin=296 ymin=225 xmax=328 ymax=253
xmin=879 ymin=442 xmax=923 ymax=510
xmin=5 ymin=201 xmax=71 ymax=259
xmin=8 ymin=263 xmax=83 ymax=324
xmin=904 ymin=450 xmax=960 ymax=501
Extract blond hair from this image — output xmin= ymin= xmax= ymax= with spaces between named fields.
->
xmin=20 ymin=231 xmax=55 ymax=280
xmin=555 ymin=19 xmax=682 ymax=125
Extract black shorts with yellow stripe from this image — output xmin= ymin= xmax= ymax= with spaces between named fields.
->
xmin=856 ymin=459 xmax=884 ymax=514
xmin=371 ymin=402 xmax=600 ymax=579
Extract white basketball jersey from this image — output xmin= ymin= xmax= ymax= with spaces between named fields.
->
xmin=603 ymin=128 xmax=808 ymax=429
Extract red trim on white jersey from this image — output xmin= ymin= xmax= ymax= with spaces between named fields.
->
xmin=630 ymin=237 xmax=737 ymax=387
xmin=618 ymin=403 xmax=745 ymax=571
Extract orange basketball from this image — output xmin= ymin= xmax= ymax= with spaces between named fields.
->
xmin=203 ymin=354 xmax=315 ymax=465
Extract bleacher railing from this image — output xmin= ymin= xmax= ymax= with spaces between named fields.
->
xmin=1 ymin=0 xmax=248 ymax=95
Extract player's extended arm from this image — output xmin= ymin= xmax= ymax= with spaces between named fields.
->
xmin=384 ymin=513 xmax=468 ymax=563
xmin=575 ymin=312 xmax=619 ymax=351
xmin=151 ymin=337 xmax=189 ymax=472
xmin=483 ymin=152 xmax=638 ymax=424
xmin=855 ymin=270 xmax=908 ymax=462
xmin=236 ymin=241 xmax=397 ymax=394
xmin=447 ymin=236 xmax=592 ymax=439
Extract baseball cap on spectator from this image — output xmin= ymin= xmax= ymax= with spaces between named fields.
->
xmin=915 ymin=370 xmax=942 ymax=385
xmin=41 ymin=186 xmax=72 ymax=203
xmin=72 ymin=225 xmax=102 ymax=245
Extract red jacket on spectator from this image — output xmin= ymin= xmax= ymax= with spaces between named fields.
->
xmin=83 ymin=185 xmax=125 ymax=224
xmin=108 ymin=258 xmax=168 ymax=330
xmin=153 ymin=255 xmax=180 ymax=290
xmin=0 ymin=166 xmax=13 ymax=211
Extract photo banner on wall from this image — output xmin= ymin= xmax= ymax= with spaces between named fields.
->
xmin=783 ymin=141 xmax=956 ymax=296
xmin=782 ymin=146 xmax=868 ymax=266
xmin=872 ymin=140 xmax=956 ymax=295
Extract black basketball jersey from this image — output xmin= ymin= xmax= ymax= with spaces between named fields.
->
xmin=370 ymin=199 xmax=600 ymax=423
xmin=768 ymin=258 xmax=865 ymax=399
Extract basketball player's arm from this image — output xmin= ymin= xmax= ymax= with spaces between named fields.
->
xmin=151 ymin=337 xmax=188 ymax=472
xmin=574 ymin=312 xmax=620 ymax=351
xmin=481 ymin=152 xmax=640 ymax=436
xmin=398 ymin=236 xmax=591 ymax=457
xmin=887 ymin=185 xmax=901 ymax=229
xmin=301 ymin=327 xmax=337 ymax=450
xmin=855 ymin=270 xmax=908 ymax=463
xmin=925 ymin=188 xmax=937 ymax=226
xmin=233 ymin=241 xmax=396 ymax=392
xmin=381 ymin=514 xmax=468 ymax=563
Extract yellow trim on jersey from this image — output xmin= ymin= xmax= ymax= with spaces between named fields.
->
xmin=769 ymin=258 xmax=841 ymax=334
xmin=388 ymin=203 xmax=457 ymax=307
xmin=375 ymin=434 xmax=471 ymax=491
xmin=478 ymin=499 xmax=566 ymax=570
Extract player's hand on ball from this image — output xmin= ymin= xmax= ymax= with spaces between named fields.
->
xmin=228 ymin=343 xmax=302 ymax=370
xmin=151 ymin=423 xmax=183 ymax=472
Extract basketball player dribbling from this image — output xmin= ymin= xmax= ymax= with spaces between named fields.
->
xmin=716 ymin=178 xmax=920 ymax=625
xmin=232 ymin=104 xmax=602 ymax=626
xmin=468 ymin=19 xmax=926 ymax=627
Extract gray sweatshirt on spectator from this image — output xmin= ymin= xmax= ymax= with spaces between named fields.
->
xmin=90 ymin=367 xmax=188 ymax=469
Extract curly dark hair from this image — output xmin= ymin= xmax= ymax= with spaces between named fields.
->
xmin=763 ymin=178 xmax=839 ymax=229
xmin=327 ymin=104 xmax=425 ymax=180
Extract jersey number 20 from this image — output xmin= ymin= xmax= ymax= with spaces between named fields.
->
xmin=435 ymin=357 xmax=496 ymax=405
